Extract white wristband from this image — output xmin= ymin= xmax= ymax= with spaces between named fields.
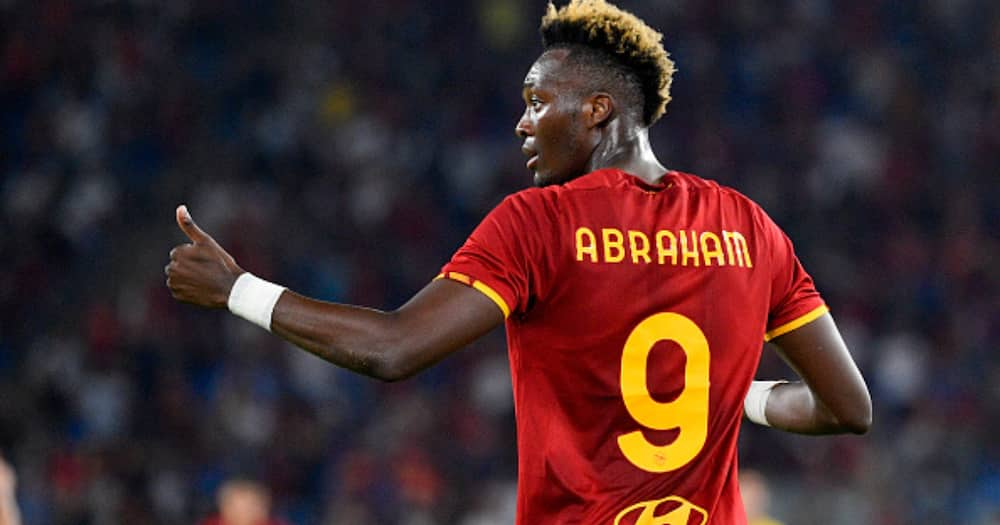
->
xmin=744 ymin=380 xmax=787 ymax=427
xmin=227 ymin=272 xmax=286 ymax=332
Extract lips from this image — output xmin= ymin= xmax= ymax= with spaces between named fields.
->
xmin=522 ymin=143 xmax=538 ymax=170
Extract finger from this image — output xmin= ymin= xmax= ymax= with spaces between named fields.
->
xmin=169 ymin=243 xmax=194 ymax=260
xmin=175 ymin=205 xmax=213 ymax=244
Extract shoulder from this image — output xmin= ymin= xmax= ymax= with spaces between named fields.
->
xmin=467 ymin=188 xmax=559 ymax=247
xmin=671 ymin=170 xmax=768 ymax=214
xmin=501 ymin=186 xmax=553 ymax=207
xmin=671 ymin=171 xmax=751 ymax=200
xmin=670 ymin=171 xmax=790 ymax=248
xmin=494 ymin=185 xmax=563 ymax=222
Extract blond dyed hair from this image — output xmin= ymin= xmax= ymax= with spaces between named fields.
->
xmin=540 ymin=0 xmax=676 ymax=125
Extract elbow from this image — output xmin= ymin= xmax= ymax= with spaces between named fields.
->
xmin=841 ymin=412 xmax=872 ymax=435
xmin=368 ymin=356 xmax=415 ymax=383
xmin=364 ymin=336 xmax=423 ymax=383
xmin=838 ymin=395 xmax=873 ymax=435
xmin=360 ymin=349 xmax=410 ymax=383
xmin=345 ymin=311 xmax=435 ymax=383
xmin=345 ymin=314 xmax=421 ymax=383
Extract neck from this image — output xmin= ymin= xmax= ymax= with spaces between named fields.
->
xmin=585 ymin=120 xmax=667 ymax=184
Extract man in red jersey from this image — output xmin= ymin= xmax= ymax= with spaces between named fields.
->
xmin=166 ymin=1 xmax=872 ymax=523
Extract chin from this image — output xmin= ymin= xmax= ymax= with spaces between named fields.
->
xmin=533 ymin=169 xmax=562 ymax=187
xmin=533 ymin=170 xmax=577 ymax=188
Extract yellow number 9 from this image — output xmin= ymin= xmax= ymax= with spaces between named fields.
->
xmin=618 ymin=312 xmax=710 ymax=473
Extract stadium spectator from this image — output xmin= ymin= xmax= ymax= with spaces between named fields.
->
xmin=197 ymin=479 xmax=286 ymax=525
xmin=0 ymin=455 xmax=22 ymax=525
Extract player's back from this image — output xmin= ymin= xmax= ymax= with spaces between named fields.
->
xmin=442 ymin=168 xmax=826 ymax=524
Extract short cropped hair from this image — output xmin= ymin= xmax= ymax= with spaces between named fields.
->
xmin=540 ymin=0 xmax=676 ymax=126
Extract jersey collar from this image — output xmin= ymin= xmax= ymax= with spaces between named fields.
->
xmin=566 ymin=168 xmax=677 ymax=192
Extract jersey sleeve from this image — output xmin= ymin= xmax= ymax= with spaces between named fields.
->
xmin=438 ymin=192 xmax=546 ymax=318
xmin=761 ymin=211 xmax=828 ymax=341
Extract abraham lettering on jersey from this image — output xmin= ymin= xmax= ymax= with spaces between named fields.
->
xmin=574 ymin=227 xmax=752 ymax=268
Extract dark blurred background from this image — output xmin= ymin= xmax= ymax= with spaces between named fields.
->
xmin=0 ymin=0 xmax=997 ymax=523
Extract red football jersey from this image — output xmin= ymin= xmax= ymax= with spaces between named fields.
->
xmin=440 ymin=169 xmax=827 ymax=524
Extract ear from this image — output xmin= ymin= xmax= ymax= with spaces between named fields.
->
xmin=583 ymin=93 xmax=614 ymax=129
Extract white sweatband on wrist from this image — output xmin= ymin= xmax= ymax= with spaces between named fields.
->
xmin=227 ymin=272 xmax=286 ymax=332
xmin=744 ymin=380 xmax=787 ymax=427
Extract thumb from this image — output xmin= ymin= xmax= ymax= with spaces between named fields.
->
xmin=175 ymin=204 xmax=213 ymax=244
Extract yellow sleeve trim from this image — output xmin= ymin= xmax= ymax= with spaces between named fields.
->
xmin=472 ymin=281 xmax=511 ymax=319
xmin=446 ymin=271 xmax=471 ymax=285
xmin=764 ymin=304 xmax=829 ymax=341
xmin=436 ymin=272 xmax=511 ymax=319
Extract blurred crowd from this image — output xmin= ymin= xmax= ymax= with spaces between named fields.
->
xmin=0 ymin=0 xmax=997 ymax=524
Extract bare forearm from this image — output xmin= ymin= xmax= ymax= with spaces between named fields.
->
xmin=759 ymin=314 xmax=872 ymax=435
xmin=270 ymin=290 xmax=402 ymax=379
xmin=764 ymin=381 xmax=859 ymax=435
xmin=267 ymin=280 xmax=504 ymax=382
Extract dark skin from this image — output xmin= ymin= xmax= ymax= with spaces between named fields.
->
xmin=166 ymin=48 xmax=871 ymax=434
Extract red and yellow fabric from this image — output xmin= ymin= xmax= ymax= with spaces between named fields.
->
xmin=440 ymin=168 xmax=826 ymax=525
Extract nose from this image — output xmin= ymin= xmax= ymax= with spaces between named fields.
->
xmin=515 ymin=109 xmax=531 ymax=138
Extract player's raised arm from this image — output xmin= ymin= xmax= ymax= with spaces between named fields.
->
xmin=165 ymin=205 xmax=505 ymax=381
xmin=745 ymin=313 xmax=872 ymax=435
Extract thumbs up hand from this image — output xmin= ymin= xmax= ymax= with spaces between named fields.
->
xmin=175 ymin=204 xmax=214 ymax=245
xmin=165 ymin=205 xmax=245 ymax=308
